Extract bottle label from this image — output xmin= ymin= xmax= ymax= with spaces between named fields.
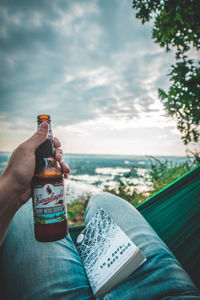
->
xmin=32 ymin=183 xmax=66 ymax=224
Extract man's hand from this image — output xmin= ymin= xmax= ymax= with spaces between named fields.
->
xmin=1 ymin=122 xmax=70 ymax=208
xmin=0 ymin=122 xmax=70 ymax=245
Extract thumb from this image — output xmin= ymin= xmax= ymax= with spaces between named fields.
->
xmin=27 ymin=122 xmax=49 ymax=150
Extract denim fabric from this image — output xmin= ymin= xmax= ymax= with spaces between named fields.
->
xmin=1 ymin=192 xmax=200 ymax=299
xmin=1 ymin=200 xmax=92 ymax=300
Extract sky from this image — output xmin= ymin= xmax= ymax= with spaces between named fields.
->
xmin=0 ymin=0 xmax=191 ymax=156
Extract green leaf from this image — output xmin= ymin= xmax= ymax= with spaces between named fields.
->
xmin=67 ymin=210 xmax=74 ymax=217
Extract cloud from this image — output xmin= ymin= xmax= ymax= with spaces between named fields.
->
xmin=0 ymin=0 xmax=185 ymax=155
xmin=54 ymin=118 xmax=186 ymax=156
xmin=0 ymin=0 xmax=171 ymax=121
xmin=0 ymin=1 xmax=103 ymax=120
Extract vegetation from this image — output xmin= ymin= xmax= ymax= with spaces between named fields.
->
xmin=104 ymin=156 xmax=196 ymax=207
xmin=68 ymin=194 xmax=91 ymax=226
xmin=132 ymin=0 xmax=200 ymax=148
xmin=142 ymin=156 xmax=195 ymax=193
xmin=67 ymin=157 xmax=198 ymax=226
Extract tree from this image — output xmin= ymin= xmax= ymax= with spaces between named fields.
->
xmin=132 ymin=0 xmax=200 ymax=148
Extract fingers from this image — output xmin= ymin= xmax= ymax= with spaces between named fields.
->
xmin=55 ymin=148 xmax=63 ymax=161
xmin=26 ymin=122 xmax=48 ymax=150
xmin=54 ymin=137 xmax=61 ymax=148
xmin=22 ymin=127 xmax=70 ymax=178
xmin=54 ymin=137 xmax=62 ymax=160
xmin=60 ymin=161 xmax=70 ymax=178
xmin=53 ymin=137 xmax=70 ymax=177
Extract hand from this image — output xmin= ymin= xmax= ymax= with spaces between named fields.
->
xmin=54 ymin=137 xmax=70 ymax=179
xmin=1 ymin=122 xmax=70 ymax=208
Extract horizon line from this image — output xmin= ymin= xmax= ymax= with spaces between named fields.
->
xmin=0 ymin=151 xmax=192 ymax=158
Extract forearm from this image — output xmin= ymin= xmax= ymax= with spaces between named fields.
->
xmin=0 ymin=174 xmax=21 ymax=246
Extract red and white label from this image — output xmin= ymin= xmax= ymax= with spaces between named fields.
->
xmin=33 ymin=183 xmax=66 ymax=224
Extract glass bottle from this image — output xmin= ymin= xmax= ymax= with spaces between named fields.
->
xmin=32 ymin=114 xmax=68 ymax=242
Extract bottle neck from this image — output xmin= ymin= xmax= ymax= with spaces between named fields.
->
xmin=36 ymin=121 xmax=55 ymax=159
xmin=38 ymin=121 xmax=53 ymax=141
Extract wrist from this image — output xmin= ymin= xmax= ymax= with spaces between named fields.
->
xmin=0 ymin=173 xmax=23 ymax=212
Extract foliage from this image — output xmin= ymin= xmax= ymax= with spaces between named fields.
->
xmin=67 ymin=194 xmax=90 ymax=226
xmin=159 ymin=59 xmax=200 ymax=145
xmin=104 ymin=157 xmax=197 ymax=207
xmin=104 ymin=179 xmax=147 ymax=207
xmin=145 ymin=156 xmax=196 ymax=193
xmin=187 ymin=149 xmax=200 ymax=164
xmin=132 ymin=0 xmax=200 ymax=56
xmin=132 ymin=0 xmax=200 ymax=147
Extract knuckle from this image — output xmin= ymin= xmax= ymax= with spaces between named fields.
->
xmin=17 ymin=143 xmax=26 ymax=152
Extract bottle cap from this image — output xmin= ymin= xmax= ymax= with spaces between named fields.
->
xmin=37 ymin=114 xmax=51 ymax=123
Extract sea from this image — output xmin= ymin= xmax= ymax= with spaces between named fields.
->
xmin=0 ymin=152 xmax=191 ymax=203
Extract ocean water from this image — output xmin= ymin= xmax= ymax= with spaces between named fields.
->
xmin=0 ymin=152 xmax=189 ymax=203
xmin=64 ymin=154 xmax=192 ymax=202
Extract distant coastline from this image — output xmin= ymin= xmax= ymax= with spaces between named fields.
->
xmin=0 ymin=151 xmax=192 ymax=158
xmin=0 ymin=152 xmax=194 ymax=203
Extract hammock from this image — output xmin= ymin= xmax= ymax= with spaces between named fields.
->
xmin=69 ymin=164 xmax=200 ymax=288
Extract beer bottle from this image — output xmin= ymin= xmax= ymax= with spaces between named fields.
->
xmin=32 ymin=114 xmax=68 ymax=242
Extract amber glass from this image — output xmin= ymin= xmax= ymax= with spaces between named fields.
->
xmin=37 ymin=114 xmax=51 ymax=124
xmin=36 ymin=114 xmax=54 ymax=159
xmin=32 ymin=115 xmax=68 ymax=242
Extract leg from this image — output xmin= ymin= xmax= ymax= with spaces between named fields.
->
xmin=85 ymin=193 xmax=200 ymax=300
xmin=1 ymin=199 xmax=93 ymax=300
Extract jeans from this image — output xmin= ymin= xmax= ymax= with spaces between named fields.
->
xmin=1 ymin=192 xmax=200 ymax=299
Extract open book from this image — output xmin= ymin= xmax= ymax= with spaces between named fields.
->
xmin=75 ymin=208 xmax=146 ymax=298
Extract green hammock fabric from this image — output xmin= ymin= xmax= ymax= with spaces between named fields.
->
xmin=69 ymin=165 xmax=200 ymax=288
xmin=137 ymin=164 xmax=200 ymax=288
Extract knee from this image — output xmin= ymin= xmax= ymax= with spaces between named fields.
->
xmin=85 ymin=192 xmax=117 ymax=223
xmin=89 ymin=192 xmax=120 ymax=208
xmin=86 ymin=192 xmax=133 ymax=219
xmin=89 ymin=191 xmax=134 ymax=209
xmin=90 ymin=191 xmax=114 ymax=201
